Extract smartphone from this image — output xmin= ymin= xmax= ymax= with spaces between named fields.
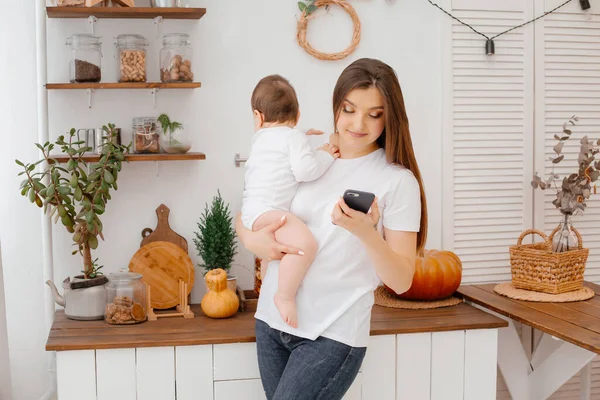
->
xmin=342 ymin=190 xmax=376 ymax=214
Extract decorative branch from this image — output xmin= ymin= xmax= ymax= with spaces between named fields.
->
xmin=532 ymin=115 xmax=600 ymax=215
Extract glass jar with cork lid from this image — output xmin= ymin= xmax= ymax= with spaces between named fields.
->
xmin=132 ymin=117 xmax=161 ymax=154
xmin=66 ymin=34 xmax=102 ymax=83
xmin=160 ymin=33 xmax=194 ymax=82
xmin=116 ymin=34 xmax=149 ymax=83
xmin=105 ymin=271 xmax=147 ymax=325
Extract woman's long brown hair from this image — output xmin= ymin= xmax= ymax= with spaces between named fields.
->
xmin=333 ymin=58 xmax=428 ymax=252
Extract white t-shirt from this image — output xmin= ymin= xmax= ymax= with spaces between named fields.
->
xmin=241 ymin=126 xmax=335 ymax=229
xmin=254 ymin=148 xmax=421 ymax=347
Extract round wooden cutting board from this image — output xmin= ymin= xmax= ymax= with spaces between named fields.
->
xmin=128 ymin=241 xmax=195 ymax=309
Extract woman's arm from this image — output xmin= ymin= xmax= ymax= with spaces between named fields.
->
xmin=235 ymin=213 xmax=304 ymax=262
xmin=362 ymin=229 xmax=417 ymax=294
xmin=331 ymin=199 xmax=417 ymax=294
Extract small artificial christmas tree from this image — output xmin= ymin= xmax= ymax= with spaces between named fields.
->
xmin=194 ymin=190 xmax=237 ymax=275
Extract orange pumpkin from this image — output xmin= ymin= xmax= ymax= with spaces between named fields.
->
xmin=201 ymin=268 xmax=239 ymax=318
xmin=386 ymin=249 xmax=462 ymax=300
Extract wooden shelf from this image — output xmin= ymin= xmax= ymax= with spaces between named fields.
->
xmin=46 ymin=82 xmax=201 ymax=90
xmin=46 ymin=6 xmax=206 ymax=20
xmin=50 ymin=152 xmax=206 ymax=163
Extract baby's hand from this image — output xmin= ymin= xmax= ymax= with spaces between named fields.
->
xmin=318 ymin=143 xmax=340 ymax=159
xmin=329 ymin=132 xmax=339 ymax=147
xmin=305 ymin=128 xmax=325 ymax=136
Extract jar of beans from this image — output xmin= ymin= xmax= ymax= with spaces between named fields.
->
xmin=66 ymin=34 xmax=102 ymax=83
xmin=160 ymin=33 xmax=194 ymax=82
xmin=116 ymin=34 xmax=149 ymax=83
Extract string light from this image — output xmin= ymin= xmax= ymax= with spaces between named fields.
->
xmin=580 ymin=0 xmax=591 ymax=10
xmin=425 ymin=0 xmax=585 ymax=55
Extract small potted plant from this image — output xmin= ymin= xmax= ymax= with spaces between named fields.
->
xmin=17 ymin=124 xmax=129 ymax=320
xmin=531 ymin=115 xmax=600 ymax=252
xmin=193 ymin=190 xmax=238 ymax=292
xmin=157 ymin=113 xmax=192 ymax=154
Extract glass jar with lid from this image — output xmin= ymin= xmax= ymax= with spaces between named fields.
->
xmin=116 ymin=34 xmax=149 ymax=83
xmin=132 ymin=116 xmax=161 ymax=154
xmin=160 ymin=33 xmax=194 ymax=82
xmin=66 ymin=34 xmax=102 ymax=83
xmin=105 ymin=271 xmax=147 ymax=325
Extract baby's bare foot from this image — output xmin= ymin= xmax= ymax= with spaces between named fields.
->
xmin=274 ymin=292 xmax=298 ymax=328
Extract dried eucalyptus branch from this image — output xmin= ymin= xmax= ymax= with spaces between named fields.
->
xmin=532 ymin=115 xmax=600 ymax=215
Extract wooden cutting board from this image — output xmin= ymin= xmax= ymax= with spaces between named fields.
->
xmin=129 ymin=241 xmax=195 ymax=309
xmin=141 ymin=204 xmax=188 ymax=252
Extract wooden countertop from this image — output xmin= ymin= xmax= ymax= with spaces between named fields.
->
xmin=46 ymin=299 xmax=506 ymax=351
xmin=458 ymin=282 xmax=600 ymax=354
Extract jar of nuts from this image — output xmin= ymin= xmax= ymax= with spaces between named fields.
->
xmin=66 ymin=34 xmax=102 ymax=83
xmin=116 ymin=34 xmax=149 ymax=83
xmin=105 ymin=271 xmax=147 ymax=325
xmin=160 ymin=33 xmax=194 ymax=83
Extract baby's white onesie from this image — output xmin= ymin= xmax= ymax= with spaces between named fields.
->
xmin=241 ymin=126 xmax=335 ymax=230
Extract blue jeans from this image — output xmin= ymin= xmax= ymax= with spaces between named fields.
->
xmin=255 ymin=319 xmax=366 ymax=400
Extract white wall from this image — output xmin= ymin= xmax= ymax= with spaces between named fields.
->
xmin=1 ymin=1 xmax=50 ymax=399
xmin=2 ymin=0 xmax=443 ymax=397
xmin=0 ymin=243 xmax=14 ymax=400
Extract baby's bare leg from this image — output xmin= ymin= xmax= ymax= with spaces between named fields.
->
xmin=252 ymin=211 xmax=288 ymax=280
xmin=252 ymin=211 xmax=317 ymax=328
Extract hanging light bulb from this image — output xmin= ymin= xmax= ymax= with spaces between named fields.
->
xmin=485 ymin=39 xmax=495 ymax=55
xmin=579 ymin=0 xmax=591 ymax=10
xmin=580 ymin=0 xmax=593 ymax=20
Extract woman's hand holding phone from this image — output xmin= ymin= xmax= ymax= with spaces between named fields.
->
xmin=331 ymin=193 xmax=380 ymax=240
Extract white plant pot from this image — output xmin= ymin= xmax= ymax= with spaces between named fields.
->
xmin=46 ymin=276 xmax=106 ymax=320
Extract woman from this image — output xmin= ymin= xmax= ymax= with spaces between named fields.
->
xmin=236 ymin=58 xmax=428 ymax=400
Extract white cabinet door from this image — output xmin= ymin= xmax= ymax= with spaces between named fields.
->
xmin=362 ymin=335 xmax=395 ymax=399
xmin=136 ymin=347 xmax=175 ymax=400
xmin=343 ymin=372 xmax=362 ymax=400
xmin=397 ymin=333 xmax=431 ymax=400
xmin=214 ymin=342 xmax=260 ymax=381
xmin=96 ymin=348 xmax=136 ymax=400
xmin=431 ymin=331 xmax=465 ymax=400
xmin=56 ymin=350 xmax=97 ymax=400
xmin=176 ymin=345 xmax=214 ymax=400
xmin=214 ymin=379 xmax=266 ymax=400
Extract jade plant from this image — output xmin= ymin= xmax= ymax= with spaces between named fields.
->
xmin=16 ymin=124 xmax=129 ymax=279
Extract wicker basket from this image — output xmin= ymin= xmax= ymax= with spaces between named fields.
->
xmin=509 ymin=227 xmax=588 ymax=294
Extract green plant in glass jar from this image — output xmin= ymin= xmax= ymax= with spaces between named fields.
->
xmin=157 ymin=113 xmax=192 ymax=154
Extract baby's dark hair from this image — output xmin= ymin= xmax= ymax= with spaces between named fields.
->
xmin=251 ymin=75 xmax=299 ymax=124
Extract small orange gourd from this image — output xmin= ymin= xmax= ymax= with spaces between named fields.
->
xmin=201 ymin=268 xmax=239 ymax=318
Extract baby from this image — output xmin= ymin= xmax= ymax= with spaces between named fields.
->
xmin=241 ymin=75 xmax=339 ymax=328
